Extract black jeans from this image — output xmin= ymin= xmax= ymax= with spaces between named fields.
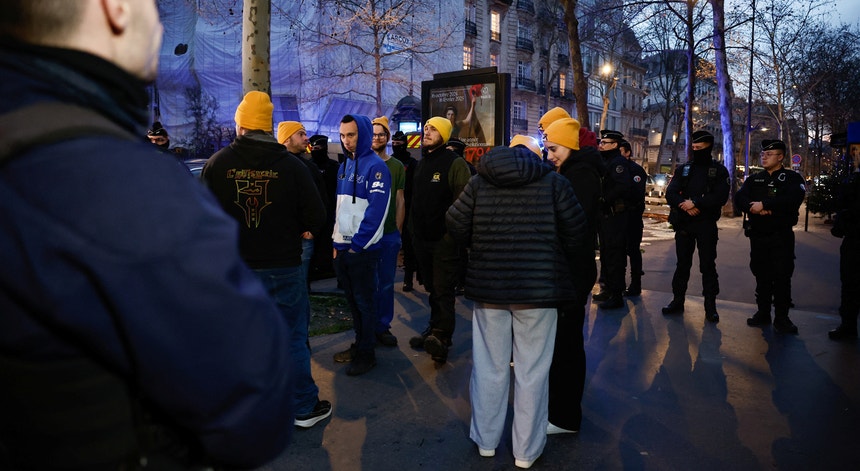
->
xmin=548 ymin=296 xmax=587 ymax=431
xmin=412 ymin=235 xmax=460 ymax=338
xmin=839 ymin=236 xmax=860 ymax=326
xmin=671 ymin=220 xmax=719 ymax=299
xmin=600 ymin=213 xmax=628 ymax=295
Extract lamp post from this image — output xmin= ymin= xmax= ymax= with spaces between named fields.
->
xmin=599 ymin=63 xmax=617 ymax=130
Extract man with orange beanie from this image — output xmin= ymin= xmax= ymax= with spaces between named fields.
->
xmin=409 ymin=116 xmax=472 ymax=364
xmin=202 ymin=91 xmax=332 ymax=428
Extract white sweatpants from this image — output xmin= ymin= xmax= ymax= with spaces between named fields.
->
xmin=469 ymin=303 xmax=557 ymax=463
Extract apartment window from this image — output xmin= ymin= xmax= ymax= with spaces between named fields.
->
xmin=538 ymin=67 xmax=545 ymax=85
xmin=463 ymin=45 xmax=474 ymax=70
xmin=513 ymin=101 xmax=524 ymax=120
xmin=559 ymin=72 xmax=567 ymax=95
xmin=491 ymin=11 xmax=501 ymax=42
xmin=517 ymin=21 xmax=531 ymax=39
xmin=490 ymin=54 xmax=498 ymax=67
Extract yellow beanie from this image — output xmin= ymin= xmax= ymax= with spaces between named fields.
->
xmin=426 ymin=116 xmax=453 ymax=143
xmin=538 ymin=107 xmax=571 ymax=131
xmin=544 ymin=118 xmax=581 ymax=151
xmin=510 ymin=135 xmax=543 ymax=158
xmin=277 ymin=121 xmax=305 ymax=144
xmin=372 ymin=116 xmax=390 ymax=136
xmin=235 ymin=91 xmax=274 ymax=132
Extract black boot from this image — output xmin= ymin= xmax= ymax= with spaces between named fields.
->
xmin=704 ymin=298 xmax=719 ymax=323
xmin=773 ymin=315 xmax=798 ymax=334
xmin=662 ymin=298 xmax=685 ymax=315
xmin=409 ymin=326 xmax=431 ymax=349
xmin=623 ymin=277 xmax=641 ymax=297
xmin=423 ymin=329 xmax=451 ymax=363
xmin=598 ymin=293 xmax=624 ymax=310
xmin=828 ymin=323 xmax=858 ymax=341
xmin=747 ymin=307 xmax=771 ymax=327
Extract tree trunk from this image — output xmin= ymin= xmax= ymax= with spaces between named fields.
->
xmin=561 ymin=0 xmax=590 ymax=129
xmin=710 ymin=0 xmax=737 ymax=203
xmin=683 ymin=0 xmax=696 ymax=161
xmin=242 ymin=0 xmax=271 ymax=96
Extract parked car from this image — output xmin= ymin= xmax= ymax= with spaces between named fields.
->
xmin=182 ymin=158 xmax=208 ymax=178
xmin=646 ymin=173 xmax=670 ymax=205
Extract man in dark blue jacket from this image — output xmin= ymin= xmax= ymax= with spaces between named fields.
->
xmin=0 ymin=1 xmax=295 ymax=468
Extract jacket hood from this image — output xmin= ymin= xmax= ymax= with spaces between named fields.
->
xmin=478 ymin=146 xmax=553 ymax=188
xmin=230 ymin=131 xmax=289 ymax=165
xmin=340 ymin=114 xmax=375 ymax=161
xmin=561 ymin=145 xmax=605 ymax=175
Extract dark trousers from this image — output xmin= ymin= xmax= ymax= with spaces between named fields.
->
xmin=626 ymin=211 xmax=644 ymax=279
xmin=671 ymin=220 xmax=719 ymax=299
xmin=600 ymin=213 xmax=628 ymax=295
xmin=839 ymin=237 xmax=860 ymax=326
xmin=412 ymin=235 xmax=460 ymax=338
xmin=548 ymin=295 xmax=587 ymax=431
xmin=334 ymin=249 xmax=381 ymax=353
xmin=749 ymin=231 xmax=795 ymax=316
xmin=402 ymin=225 xmax=418 ymax=282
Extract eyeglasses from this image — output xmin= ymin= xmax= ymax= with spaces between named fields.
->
xmin=599 ymin=139 xmax=617 ymax=145
xmin=372 ymin=133 xmax=387 ymax=140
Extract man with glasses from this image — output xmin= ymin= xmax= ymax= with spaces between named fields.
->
xmin=594 ymin=130 xmax=636 ymax=309
xmin=735 ymin=139 xmax=806 ymax=334
xmin=370 ymin=116 xmax=405 ymax=347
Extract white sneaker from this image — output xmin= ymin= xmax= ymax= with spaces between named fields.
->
xmin=478 ymin=447 xmax=495 ymax=457
xmin=515 ymin=458 xmax=537 ymax=468
xmin=547 ymin=422 xmax=578 ymax=435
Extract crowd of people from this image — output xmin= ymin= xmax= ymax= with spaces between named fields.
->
xmin=2 ymin=1 xmax=859 ymax=469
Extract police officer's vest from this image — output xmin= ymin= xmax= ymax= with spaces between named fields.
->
xmin=674 ymin=160 xmax=723 ymax=195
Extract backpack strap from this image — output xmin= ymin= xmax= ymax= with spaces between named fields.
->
xmin=0 ymin=102 xmax=137 ymax=164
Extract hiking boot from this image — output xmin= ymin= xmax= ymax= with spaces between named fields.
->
xmin=773 ymin=316 xmax=798 ymax=334
xmin=704 ymin=298 xmax=719 ymax=323
xmin=424 ymin=331 xmax=450 ymax=363
xmin=346 ymin=351 xmax=376 ymax=376
xmin=375 ymin=330 xmax=398 ymax=347
xmin=333 ymin=344 xmax=357 ymax=363
xmin=409 ymin=327 xmax=432 ymax=349
xmin=592 ymin=290 xmax=611 ymax=302
xmin=828 ymin=324 xmax=858 ymax=341
xmin=662 ymin=298 xmax=685 ymax=315
xmin=294 ymin=399 xmax=332 ymax=428
xmin=746 ymin=312 xmax=771 ymax=327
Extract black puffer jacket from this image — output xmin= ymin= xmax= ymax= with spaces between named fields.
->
xmin=446 ymin=146 xmax=589 ymax=305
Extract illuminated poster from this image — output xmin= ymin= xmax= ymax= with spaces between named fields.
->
xmin=423 ymin=68 xmax=510 ymax=166
xmin=428 ymin=83 xmax=496 ymax=148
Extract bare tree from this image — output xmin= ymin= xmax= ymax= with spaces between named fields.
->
xmin=709 ymin=0 xmax=737 ymax=202
xmin=285 ymin=0 xmax=458 ymax=117
xmin=559 ymin=0 xmax=591 ymax=129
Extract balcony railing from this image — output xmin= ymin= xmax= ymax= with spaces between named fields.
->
xmin=551 ymin=87 xmax=574 ymax=99
xmin=630 ymin=127 xmax=649 ymax=137
xmin=512 ymin=118 xmax=529 ymax=129
xmin=537 ymin=84 xmax=547 ymax=95
xmin=465 ymin=20 xmax=477 ymax=36
xmin=557 ymin=53 xmax=569 ymax=66
xmin=516 ymin=77 xmax=536 ymax=91
xmin=517 ymin=0 xmax=535 ymax=14
xmin=516 ymin=37 xmax=534 ymax=53
xmin=495 ymin=0 xmax=513 ymax=6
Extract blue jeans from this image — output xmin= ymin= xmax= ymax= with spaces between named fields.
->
xmin=301 ymin=238 xmax=314 ymax=283
xmin=375 ymin=234 xmax=401 ymax=333
xmin=334 ymin=249 xmax=380 ymax=353
xmin=255 ymin=266 xmax=318 ymax=415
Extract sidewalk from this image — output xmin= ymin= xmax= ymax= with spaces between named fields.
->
xmin=259 ymin=212 xmax=860 ymax=471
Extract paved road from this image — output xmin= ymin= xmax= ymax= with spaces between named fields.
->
xmin=258 ymin=210 xmax=858 ymax=471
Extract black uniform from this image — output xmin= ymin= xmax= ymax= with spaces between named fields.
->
xmin=665 ymin=157 xmax=730 ymax=304
xmin=625 ymin=160 xmax=647 ymax=293
xmin=830 ymin=170 xmax=860 ymax=339
xmin=599 ymin=149 xmax=636 ymax=300
xmin=735 ymin=167 xmax=806 ymax=321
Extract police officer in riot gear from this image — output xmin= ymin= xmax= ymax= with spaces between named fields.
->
xmin=662 ymin=130 xmax=730 ymax=322
xmin=829 ymin=143 xmax=860 ymax=341
xmin=619 ymin=140 xmax=647 ymax=296
xmin=594 ymin=130 xmax=636 ymax=309
xmin=735 ymin=139 xmax=806 ymax=334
